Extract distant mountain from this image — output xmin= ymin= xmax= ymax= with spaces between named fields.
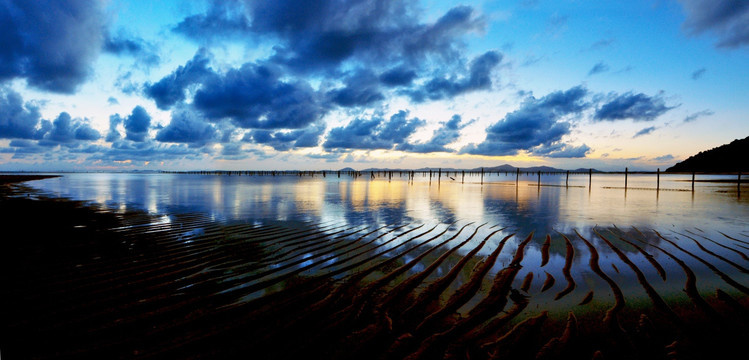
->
xmin=666 ymin=136 xmax=749 ymax=172
xmin=338 ymin=167 xmax=357 ymax=172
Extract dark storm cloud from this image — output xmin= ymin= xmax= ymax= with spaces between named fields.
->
xmin=405 ymin=51 xmax=502 ymax=102
xmin=462 ymin=85 xmax=589 ymax=156
xmin=326 ymin=70 xmax=384 ymax=107
xmin=683 ymin=109 xmax=714 ymax=123
xmin=0 ymin=86 xmax=44 ymax=139
xmin=42 ymin=112 xmax=101 ymax=144
xmin=594 ymin=92 xmax=675 ymax=122
xmin=0 ymin=0 xmax=105 ymax=93
xmin=192 ymin=62 xmax=325 ymax=129
xmin=155 ymin=107 xmax=218 ymax=145
xmin=588 ymin=62 xmax=609 ymax=76
xmin=174 ymin=1 xmax=484 ymax=72
xmin=144 ymin=49 xmax=214 ymax=110
xmin=123 ymin=106 xmax=151 ymax=142
xmin=396 ymin=114 xmax=470 ymax=153
xmin=323 ymin=110 xmax=424 ymax=150
xmin=103 ymin=32 xmax=160 ymax=65
xmin=379 ymin=66 xmax=417 ymax=87
xmin=244 ymin=123 xmax=326 ymax=151
xmin=679 ymin=0 xmax=749 ymax=48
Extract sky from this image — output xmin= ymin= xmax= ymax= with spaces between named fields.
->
xmin=1 ymin=0 xmax=748 ymax=171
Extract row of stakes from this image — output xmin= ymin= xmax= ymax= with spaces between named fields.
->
xmin=168 ymin=168 xmax=743 ymax=194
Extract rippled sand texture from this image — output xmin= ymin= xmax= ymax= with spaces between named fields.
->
xmin=2 ymin=185 xmax=748 ymax=359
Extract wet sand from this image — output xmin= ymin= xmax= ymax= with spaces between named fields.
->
xmin=1 ymin=180 xmax=748 ymax=359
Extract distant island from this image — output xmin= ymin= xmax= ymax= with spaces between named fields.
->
xmin=667 ymin=136 xmax=749 ymax=172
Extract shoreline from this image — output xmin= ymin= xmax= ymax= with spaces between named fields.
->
xmin=1 ymin=185 xmax=747 ymax=359
xmin=0 ymin=174 xmax=61 ymax=184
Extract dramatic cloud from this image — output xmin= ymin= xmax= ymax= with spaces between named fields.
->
xmin=462 ymin=86 xmax=589 ymax=156
xmin=103 ymin=32 xmax=160 ymax=65
xmin=691 ymin=67 xmax=706 ymax=79
xmin=244 ymin=123 xmax=326 ymax=151
xmin=396 ymin=114 xmax=469 ymax=153
xmin=406 ymin=51 xmax=502 ymax=102
xmin=123 ymin=106 xmax=151 ymax=142
xmin=679 ymin=0 xmax=749 ymax=48
xmin=174 ymin=1 xmax=484 ymax=74
xmin=172 ymin=0 xmax=252 ymax=41
xmin=217 ymin=143 xmax=249 ymax=160
xmin=379 ymin=66 xmax=417 ymax=87
xmin=531 ymin=143 xmax=591 ymax=158
xmin=144 ymin=49 xmax=214 ymax=110
xmin=155 ymin=108 xmax=218 ymax=145
xmin=0 ymin=87 xmax=43 ymax=139
xmin=683 ymin=109 xmax=714 ymax=123
xmin=89 ymin=141 xmax=202 ymax=162
xmin=588 ymin=62 xmax=609 ymax=76
xmin=594 ymin=92 xmax=675 ymax=121
xmin=105 ymin=114 xmax=123 ymax=142
xmin=0 ymin=0 xmax=105 ymax=93
xmin=326 ymin=70 xmax=384 ymax=107
xmin=41 ymin=112 xmax=101 ymax=144
xmin=192 ymin=62 xmax=325 ymax=129
xmin=323 ymin=110 xmax=425 ymax=150
xmin=633 ymin=126 xmax=657 ymax=138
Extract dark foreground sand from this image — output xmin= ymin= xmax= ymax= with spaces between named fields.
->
xmin=1 ymin=178 xmax=748 ymax=359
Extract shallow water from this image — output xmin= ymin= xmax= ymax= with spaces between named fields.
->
xmin=25 ymin=172 xmax=749 ymax=309
xmin=26 ymin=172 xmax=749 ymax=233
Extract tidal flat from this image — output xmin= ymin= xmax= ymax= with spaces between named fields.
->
xmin=1 ymin=173 xmax=748 ymax=359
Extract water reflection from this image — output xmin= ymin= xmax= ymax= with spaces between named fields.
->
xmin=29 ymin=172 xmax=749 ymax=235
xmin=23 ymin=173 xmax=749 ymax=322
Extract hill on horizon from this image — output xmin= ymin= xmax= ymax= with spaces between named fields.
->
xmin=666 ymin=136 xmax=749 ymax=172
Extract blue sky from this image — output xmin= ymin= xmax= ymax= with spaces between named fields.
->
xmin=1 ymin=0 xmax=748 ymax=171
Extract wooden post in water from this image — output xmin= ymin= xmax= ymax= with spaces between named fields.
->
xmin=516 ymin=168 xmax=520 ymax=186
xmin=739 ymin=172 xmax=742 ymax=195
xmin=691 ymin=171 xmax=695 ymax=192
xmin=566 ymin=170 xmax=569 ymax=188
xmin=537 ymin=171 xmax=541 ymax=188
xmin=625 ymin=167 xmax=628 ymax=190
xmin=462 ymin=170 xmax=465 ymax=184
xmin=656 ymin=168 xmax=660 ymax=191
xmin=438 ymin=168 xmax=441 ymax=183
xmin=481 ymin=167 xmax=484 ymax=185
xmin=588 ymin=168 xmax=592 ymax=189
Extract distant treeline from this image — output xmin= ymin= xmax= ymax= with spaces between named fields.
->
xmin=667 ymin=136 xmax=749 ymax=172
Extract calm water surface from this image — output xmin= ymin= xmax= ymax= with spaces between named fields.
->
xmin=26 ymin=172 xmax=749 ymax=233
xmin=23 ymin=172 xmax=749 ymax=314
